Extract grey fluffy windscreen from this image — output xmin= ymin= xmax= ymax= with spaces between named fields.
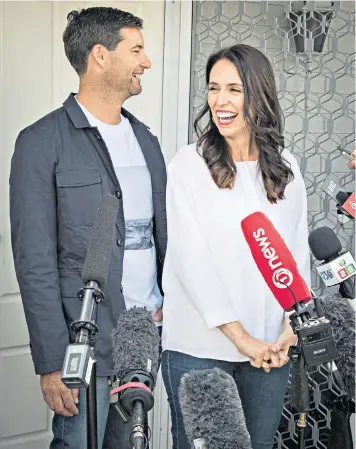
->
xmin=82 ymin=194 xmax=120 ymax=287
xmin=179 ymin=368 xmax=252 ymax=449
xmin=319 ymin=294 xmax=355 ymax=399
xmin=112 ymin=307 xmax=160 ymax=381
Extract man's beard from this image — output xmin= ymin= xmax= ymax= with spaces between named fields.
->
xmin=108 ymin=77 xmax=142 ymax=101
xmin=101 ymin=72 xmax=140 ymax=102
xmin=129 ymin=82 xmax=142 ymax=97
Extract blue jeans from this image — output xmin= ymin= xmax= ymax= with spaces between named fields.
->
xmin=50 ymin=376 xmax=133 ymax=449
xmin=161 ymin=350 xmax=290 ymax=449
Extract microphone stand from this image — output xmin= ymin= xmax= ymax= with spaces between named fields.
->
xmin=62 ymin=280 xmax=104 ymax=449
xmin=288 ymin=344 xmax=310 ymax=449
xmin=288 ymin=302 xmax=312 ymax=449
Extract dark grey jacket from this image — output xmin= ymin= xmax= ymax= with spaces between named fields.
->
xmin=10 ymin=93 xmax=167 ymax=376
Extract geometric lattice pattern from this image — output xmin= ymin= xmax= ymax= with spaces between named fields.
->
xmin=190 ymin=2 xmax=355 ymax=448
xmin=189 ymin=1 xmax=355 ymax=296
xmin=277 ymin=363 xmax=348 ymax=448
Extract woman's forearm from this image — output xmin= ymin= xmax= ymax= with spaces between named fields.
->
xmin=218 ymin=321 xmax=246 ymax=347
xmin=218 ymin=321 xmax=275 ymax=371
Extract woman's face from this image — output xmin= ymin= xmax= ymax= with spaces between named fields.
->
xmin=207 ymin=58 xmax=248 ymax=140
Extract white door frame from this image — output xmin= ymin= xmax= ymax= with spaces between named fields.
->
xmin=161 ymin=0 xmax=193 ymax=163
xmin=150 ymin=2 xmax=193 ymax=448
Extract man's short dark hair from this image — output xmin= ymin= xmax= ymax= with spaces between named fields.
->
xmin=63 ymin=7 xmax=143 ymax=76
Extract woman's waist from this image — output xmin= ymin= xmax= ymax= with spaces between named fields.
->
xmin=161 ymin=326 xmax=248 ymax=363
xmin=162 ymin=289 xmax=285 ymax=343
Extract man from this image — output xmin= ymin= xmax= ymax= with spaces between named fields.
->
xmin=10 ymin=7 xmax=166 ymax=449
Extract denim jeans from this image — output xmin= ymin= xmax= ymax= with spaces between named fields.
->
xmin=161 ymin=350 xmax=290 ymax=449
xmin=50 ymin=376 xmax=133 ymax=449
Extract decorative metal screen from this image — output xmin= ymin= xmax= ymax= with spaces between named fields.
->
xmin=189 ymin=1 xmax=355 ymax=448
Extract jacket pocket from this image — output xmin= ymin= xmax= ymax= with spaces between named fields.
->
xmin=56 ymin=168 xmax=103 ymax=226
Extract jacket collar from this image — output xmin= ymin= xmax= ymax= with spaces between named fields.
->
xmin=63 ymin=93 xmax=147 ymax=129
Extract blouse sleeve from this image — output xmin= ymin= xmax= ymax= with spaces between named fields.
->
xmin=164 ymin=168 xmax=239 ymax=329
xmin=293 ymin=165 xmax=311 ymax=289
xmin=285 ymin=162 xmax=311 ymax=317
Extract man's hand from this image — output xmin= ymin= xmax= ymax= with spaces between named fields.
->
xmin=40 ymin=370 xmax=79 ymax=417
xmin=153 ymin=307 xmax=163 ymax=323
xmin=271 ymin=319 xmax=297 ymax=368
xmin=347 ymin=150 xmax=356 ymax=169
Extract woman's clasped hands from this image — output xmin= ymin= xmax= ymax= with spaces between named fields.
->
xmin=237 ymin=319 xmax=297 ymax=373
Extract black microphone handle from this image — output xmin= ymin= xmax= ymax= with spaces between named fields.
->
xmin=131 ymin=400 xmax=146 ymax=449
xmin=339 ymin=278 xmax=355 ymax=300
xmin=335 ymin=191 xmax=350 ymax=205
xmin=313 ymin=295 xmax=325 ymax=318
xmin=290 ymin=347 xmax=310 ymax=413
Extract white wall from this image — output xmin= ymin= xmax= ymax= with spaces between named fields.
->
xmin=0 ymin=2 xmax=168 ymax=448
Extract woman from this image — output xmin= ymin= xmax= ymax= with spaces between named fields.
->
xmin=161 ymin=44 xmax=310 ymax=449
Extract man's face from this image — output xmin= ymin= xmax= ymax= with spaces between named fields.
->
xmin=103 ymin=27 xmax=151 ymax=100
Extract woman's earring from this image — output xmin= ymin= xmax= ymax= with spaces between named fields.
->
xmin=256 ymin=117 xmax=261 ymax=126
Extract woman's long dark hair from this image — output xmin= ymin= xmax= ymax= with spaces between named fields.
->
xmin=194 ymin=44 xmax=293 ymax=203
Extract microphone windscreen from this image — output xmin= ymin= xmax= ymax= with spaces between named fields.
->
xmin=179 ymin=368 xmax=252 ymax=449
xmin=339 ymin=278 xmax=355 ymax=300
xmin=308 ymin=227 xmax=342 ymax=261
xmin=319 ymin=295 xmax=355 ymax=399
xmin=289 ymin=353 xmax=310 ymax=413
xmin=82 ymin=194 xmax=120 ymax=287
xmin=112 ymin=307 xmax=160 ymax=382
xmin=241 ymin=212 xmax=311 ymax=311
xmin=328 ymin=403 xmax=354 ymax=449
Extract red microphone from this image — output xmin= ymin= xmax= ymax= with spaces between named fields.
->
xmin=241 ymin=212 xmax=311 ymax=312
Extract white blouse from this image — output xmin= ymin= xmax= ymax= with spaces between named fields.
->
xmin=162 ymin=143 xmax=311 ymax=362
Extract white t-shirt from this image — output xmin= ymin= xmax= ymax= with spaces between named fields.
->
xmin=162 ymin=143 xmax=310 ymax=362
xmin=77 ymin=100 xmax=162 ymax=313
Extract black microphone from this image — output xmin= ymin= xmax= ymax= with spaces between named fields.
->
xmin=318 ymin=295 xmax=355 ymax=400
xmin=321 ymin=172 xmax=355 ymax=222
xmin=308 ymin=226 xmax=355 ymax=299
xmin=110 ymin=307 xmax=160 ymax=449
xmin=179 ymin=368 xmax=252 ymax=449
xmin=62 ymin=194 xmax=120 ymax=388
xmin=81 ymin=194 xmax=121 ymax=287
